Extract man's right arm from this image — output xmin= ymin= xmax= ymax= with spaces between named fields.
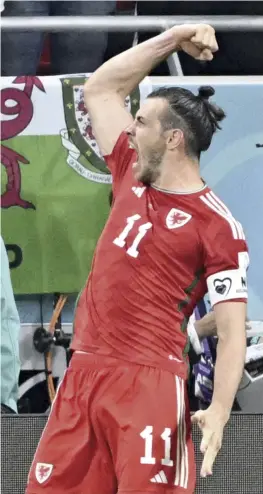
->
xmin=84 ymin=24 xmax=218 ymax=156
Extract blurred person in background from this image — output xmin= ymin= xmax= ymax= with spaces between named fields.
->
xmin=1 ymin=236 xmax=20 ymax=414
xmin=137 ymin=1 xmax=263 ymax=75
xmin=104 ymin=1 xmax=137 ymax=61
xmin=1 ymin=1 xmax=116 ymax=76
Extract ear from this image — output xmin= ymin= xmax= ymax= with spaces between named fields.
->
xmin=166 ymin=129 xmax=184 ymax=151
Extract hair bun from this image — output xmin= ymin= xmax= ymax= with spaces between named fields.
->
xmin=198 ymin=86 xmax=215 ymax=100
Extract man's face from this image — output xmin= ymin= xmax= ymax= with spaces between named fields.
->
xmin=126 ymin=98 xmax=168 ymax=185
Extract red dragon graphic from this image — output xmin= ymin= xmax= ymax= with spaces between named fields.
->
xmin=76 ymin=98 xmax=96 ymax=139
xmin=77 ymin=99 xmax=87 ymax=116
xmin=83 ymin=124 xmax=96 ymax=141
xmin=1 ymin=76 xmax=45 ymax=209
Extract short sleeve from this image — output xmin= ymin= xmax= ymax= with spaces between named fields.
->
xmin=202 ymin=220 xmax=249 ymax=307
xmin=103 ymin=132 xmax=136 ymax=190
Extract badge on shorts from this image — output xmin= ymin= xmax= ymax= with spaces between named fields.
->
xmin=35 ymin=463 xmax=53 ymax=484
xmin=166 ymin=208 xmax=192 ymax=229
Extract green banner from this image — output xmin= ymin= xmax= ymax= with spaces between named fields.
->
xmin=1 ymin=75 xmax=152 ymax=294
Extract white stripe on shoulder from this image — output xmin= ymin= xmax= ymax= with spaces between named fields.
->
xmin=209 ymin=191 xmax=245 ymax=240
xmin=200 ymin=191 xmax=245 ymax=240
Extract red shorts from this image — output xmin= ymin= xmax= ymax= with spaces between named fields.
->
xmin=26 ymin=353 xmax=195 ymax=494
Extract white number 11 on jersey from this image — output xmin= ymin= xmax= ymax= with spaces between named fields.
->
xmin=113 ymin=214 xmax=152 ymax=258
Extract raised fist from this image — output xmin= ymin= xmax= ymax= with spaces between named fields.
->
xmin=176 ymin=24 xmax=219 ymax=61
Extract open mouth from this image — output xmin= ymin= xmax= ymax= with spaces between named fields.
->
xmin=129 ymin=141 xmax=137 ymax=151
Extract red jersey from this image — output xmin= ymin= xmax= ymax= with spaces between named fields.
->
xmin=72 ymin=133 xmax=248 ymax=379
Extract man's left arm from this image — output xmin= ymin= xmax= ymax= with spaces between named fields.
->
xmin=204 ymin=227 xmax=249 ymax=420
xmin=192 ymin=218 xmax=249 ymax=477
xmin=211 ymin=301 xmax=246 ymax=420
xmin=192 ymin=301 xmax=247 ymax=478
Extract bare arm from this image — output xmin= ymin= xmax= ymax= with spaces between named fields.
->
xmin=191 ymin=302 xmax=247 ymax=478
xmin=83 ymin=24 xmax=218 ymax=155
xmin=194 ymin=311 xmax=250 ymax=341
xmin=187 ymin=312 xmax=217 ymax=355
xmin=194 ymin=312 xmax=217 ymax=340
xmin=210 ymin=302 xmax=247 ymax=419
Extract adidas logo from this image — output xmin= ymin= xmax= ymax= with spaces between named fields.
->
xmin=150 ymin=470 xmax=168 ymax=484
xmin=132 ymin=186 xmax=146 ymax=198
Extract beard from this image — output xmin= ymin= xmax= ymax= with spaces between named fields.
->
xmin=134 ymin=147 xmax=165 ymax=186
xmin=137 ymin=165 xmax=160 ymax=186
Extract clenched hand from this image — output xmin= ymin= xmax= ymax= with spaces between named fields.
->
xmin=175 ymin=24 xmax=219 ymax=61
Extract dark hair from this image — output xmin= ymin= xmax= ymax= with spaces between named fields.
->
xmin=147 ymin=85 xmax=226 ymax=158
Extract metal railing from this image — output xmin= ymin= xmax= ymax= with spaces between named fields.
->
xmin=1 ymin=15 xmax=263 ymax=32
xmin=1 ymin=15 xmax=262 ymax=77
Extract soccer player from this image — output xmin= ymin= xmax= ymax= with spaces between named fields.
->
xmin=26 ymin=24 xmax=249 ymax=494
